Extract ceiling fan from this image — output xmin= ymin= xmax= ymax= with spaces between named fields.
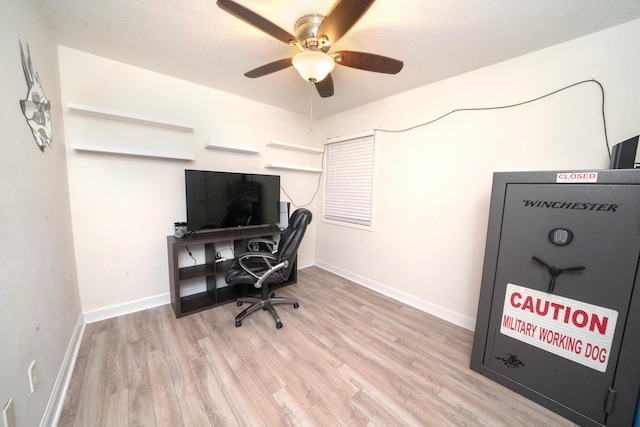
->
xmin=216 ymin=0 xmax=404 ymax=98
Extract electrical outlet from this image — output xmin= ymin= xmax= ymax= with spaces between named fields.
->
xmin=28 ymin=360 xmax=38 ymax=393
xmin=2 ymin=398 xmax=16 ymax=427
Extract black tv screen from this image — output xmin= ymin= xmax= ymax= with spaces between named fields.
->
xmin=185 ymin=170 xmax=281 ymax=232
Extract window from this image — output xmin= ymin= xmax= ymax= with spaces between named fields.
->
xmin=323 ymin=130 xmax=376 ymax=230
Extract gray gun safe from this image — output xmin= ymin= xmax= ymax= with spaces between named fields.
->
xmin=471 ymin=169 xmax=640 ymax=426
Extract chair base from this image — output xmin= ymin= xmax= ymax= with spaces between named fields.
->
xmin=235 ymin=293 xmax=299 ymax=329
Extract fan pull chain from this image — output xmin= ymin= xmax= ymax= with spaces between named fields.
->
xmin=309 ymin=81 xmax=314 ymax=131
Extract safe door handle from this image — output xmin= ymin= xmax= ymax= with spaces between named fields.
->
xmin=531 ymin=256 xmax=585 ymax=293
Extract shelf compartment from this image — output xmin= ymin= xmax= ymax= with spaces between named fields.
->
xmin=68 ymin=103 xmax=194 ymax=132
xmin=72 ymin=144 xmax=194 ymax=161
xmin=179 ymin=264 xmax=217 ymax=281
xmin=264 ymin=163 xmax=323 ymax=173
xmin=204 ymin=142 xmax=260 ymax=154
xmin=267 ymin=140 xmax=323 ymax=154
xmin=180 ymin=291 xmax=218 ymax=315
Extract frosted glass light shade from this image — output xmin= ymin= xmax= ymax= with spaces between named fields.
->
xmin=292 ymin=51 xmax=335 ymax=82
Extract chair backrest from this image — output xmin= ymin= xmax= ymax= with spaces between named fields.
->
xmin=275 ymin=208 xmax=312 ymax=281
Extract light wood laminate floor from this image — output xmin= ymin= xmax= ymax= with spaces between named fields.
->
xmin=58 ymin=266 xmax=575 ymax=426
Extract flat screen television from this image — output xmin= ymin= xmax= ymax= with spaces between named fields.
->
xmin=185 ymin=169 xmax=281 ymax=232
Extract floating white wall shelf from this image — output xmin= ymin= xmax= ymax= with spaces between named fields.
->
xmin=264 ymin=163 xmax=322 ymax=173
xmin=68 ymin=103 xmax=194 ymax=132
xmin=204 ymin=142 xmax=260 ymax=154
xmin=72 ymin=144 xmax=194 ymax=161
xmin=267 ymin=140 xmax=323 ymax=154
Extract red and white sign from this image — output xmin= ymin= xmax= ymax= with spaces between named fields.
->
xmin=501 ymin=283 xmax=618 ymax=372
xmin=556 ymin=172 xmax=598 ymax=183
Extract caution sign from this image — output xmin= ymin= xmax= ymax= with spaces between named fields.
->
xmin=501 ymin=283 xmax=618 ymax=372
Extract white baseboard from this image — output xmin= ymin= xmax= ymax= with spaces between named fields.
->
xmin=297 ymin=258 xmax=315 ymax=269
xmin=83 ymin=293 xmax=170 ymax=324
xmin=81 ymin=260 xmax=315 ymax=324
xmin=80 ymin=259 xmax=472 ymax=332
xmin=313 ymin=260 xmax=476 ymax=331
xmin=42 ymin=314 xmax=85 ymax=427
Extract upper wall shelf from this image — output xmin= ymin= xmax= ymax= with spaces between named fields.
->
xmin=264 ymin=163 xmax=322 ymax=173
xmin=204 ymin=142 xmax=260 ymax=154
xmin=71 ymin=144 xmax=194 ymax=161
xmin=267 ymin=140 xmax=324 ymax=154
xmin=67 ymin=103 xmax=194 ymax=132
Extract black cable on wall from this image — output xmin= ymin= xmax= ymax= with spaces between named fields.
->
xmin=376 ymin=79 xmax=610 ymax=159
xmin=284 ymin=79 xmax=612 ymax=207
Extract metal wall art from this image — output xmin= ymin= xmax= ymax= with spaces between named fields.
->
xmin=19 ymin=40 xmax=52 ymax=151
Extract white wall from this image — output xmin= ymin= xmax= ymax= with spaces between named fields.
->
xmin=316 ymin=19 xmax=640 ymax=330
xmin=55 ymin=17 xmax=640 ymax=332
xmin=58 ymin=47 xmax=322 ymax=317
xmin=0 ymin=2 xmax=82 ymax=426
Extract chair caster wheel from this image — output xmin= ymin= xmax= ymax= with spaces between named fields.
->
xmin=276 ymin=321 xmax=283 ymax=329
xmin=293 ymin=303 xmax=299 ymax=309
xmin=237 ymin=301 xmax=243 ymax=306
xmin=235 ymin=320 xmax=242 ymax=327
xmin=270 ymin=292 xmax=276 ymax=298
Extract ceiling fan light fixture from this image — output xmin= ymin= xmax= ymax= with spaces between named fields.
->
xmin=292 ymin=50 xmax=335 ymax=83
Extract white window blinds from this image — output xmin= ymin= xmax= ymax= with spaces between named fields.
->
xmin=324 ymin=131 xmax=376 ymax=228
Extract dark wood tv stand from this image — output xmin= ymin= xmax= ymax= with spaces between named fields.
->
xmin=167 ymin=225 xmax=296 ymax=318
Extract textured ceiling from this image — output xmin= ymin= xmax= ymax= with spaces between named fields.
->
xmin=35 ymin=0 xmax=640 ymax=118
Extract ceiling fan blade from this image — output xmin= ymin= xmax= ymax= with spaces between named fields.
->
xmin=217 ymin=0 xmax=297 ymax=45
xmin=244 ymin=58 xmax=293 ymax=78
xmin=318 ymin=0 xmax=376 ymax=44
xmin=335 ymin=50 xmax=403 ymax=74
xmin=315 ymin=74 xmax=334 ymax=98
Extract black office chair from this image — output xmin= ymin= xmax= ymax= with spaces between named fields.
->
xmin=226 ymin=208 xmax=312 ymax=328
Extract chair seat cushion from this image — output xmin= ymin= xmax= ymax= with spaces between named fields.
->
xmin=225 ymin=259 xmax=285 ymax=286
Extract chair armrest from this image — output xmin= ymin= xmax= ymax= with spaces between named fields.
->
xmin=237 ymin=251 xmax=276 ymax=280
xmin=236 ymin=251 xmax=288 ymax=288
xmin=247 ymin=238 xmax=277 ymax=252
xmin=237 ymin=251 xmax=277 ymax=262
